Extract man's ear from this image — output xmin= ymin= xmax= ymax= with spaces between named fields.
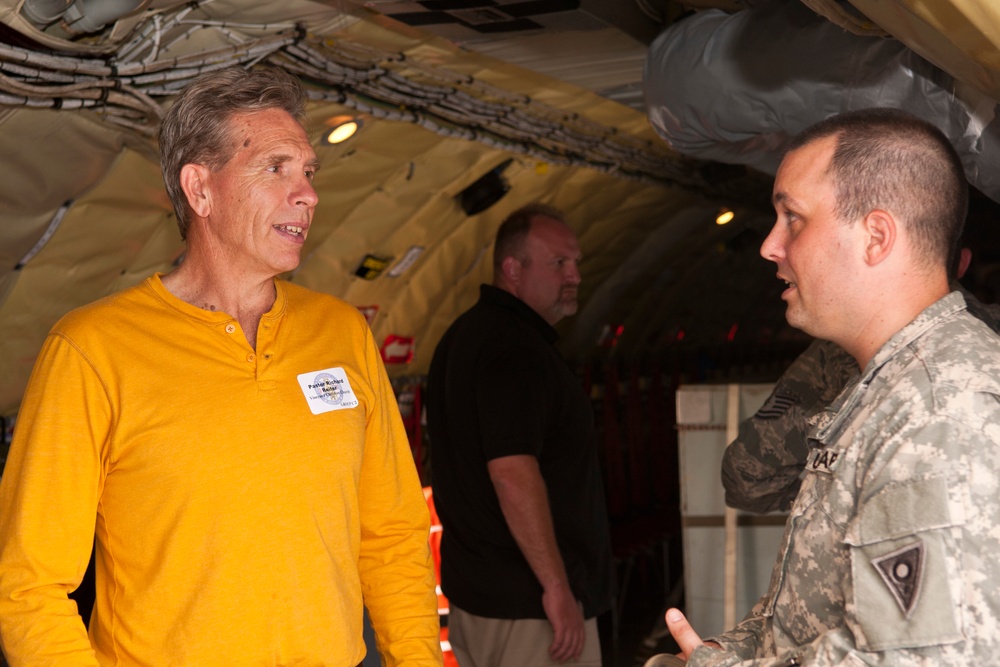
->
xmin=861 ymin=209 xmax=896 ymax=267
xmin=179 ymin=164 xmax=212 ymax=219
xmin=957 ymin=247 xmax=973 ymax=280
xmin=501 ymin=255 xmax=521 ymax=286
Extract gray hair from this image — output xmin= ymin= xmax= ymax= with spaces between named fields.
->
xmin=158 ymin=65 xmax=307 ymax=239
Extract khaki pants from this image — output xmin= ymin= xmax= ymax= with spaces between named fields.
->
xmin=448 ymin=605 xmax=602 ymax=667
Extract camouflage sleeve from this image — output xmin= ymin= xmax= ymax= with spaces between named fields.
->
xmin=692 ymin=407 xmax=1000 ymax=666
xmin=962 ymin=288 xmax=1000 ymax=334
xmin=697 ymin=578 xmax=855 ymax=665
xmin=721 ymin=340 xmax=857 ymax=513
xmin=687 ymin=628 xmax=860 ymax=667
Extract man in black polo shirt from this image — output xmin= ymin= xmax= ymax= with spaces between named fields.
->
xmin=428 ymin=204 xmax=613 ymax=667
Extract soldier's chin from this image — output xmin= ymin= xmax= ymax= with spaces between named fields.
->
xmin=560 ymin=301 xmax=579 ymax=316
xmin=784 ymin=307 xmax=816 ymax=337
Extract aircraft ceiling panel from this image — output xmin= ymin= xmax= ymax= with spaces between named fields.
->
xmin=2 ymin=0 xmax=999 ymax=417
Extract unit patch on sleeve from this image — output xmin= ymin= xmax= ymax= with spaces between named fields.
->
xmin=872 ymin=540 xmax=925 ymax=618
xmin=297 ymin=367 xmax=359 ymax=415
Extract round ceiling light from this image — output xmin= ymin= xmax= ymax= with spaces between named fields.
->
xmin=323 ymin=116 xmax=362 ymax=145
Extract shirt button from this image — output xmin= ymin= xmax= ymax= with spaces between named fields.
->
xmin=225 ymin=324 xmax=236 ymax=334
xmin=247 ymin=353 xmax=256 ymax=363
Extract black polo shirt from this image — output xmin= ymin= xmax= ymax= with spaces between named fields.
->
xmin=427 ymin=284 xmax=613 ymax=619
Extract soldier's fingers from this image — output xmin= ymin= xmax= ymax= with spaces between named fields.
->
xmin=665 ymin=608 xmax=703 ymax=659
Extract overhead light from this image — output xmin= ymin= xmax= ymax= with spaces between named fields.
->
xmin=323 ymin=115 xmax=362 ymax=145
xmin=715 ymin=208 xmax=735 ymax=225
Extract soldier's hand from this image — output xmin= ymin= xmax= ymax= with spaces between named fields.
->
xmin=543 ymin=583 xmax=585 ymax=663
xmin=665 ymin=608 xmax=720 ymax=660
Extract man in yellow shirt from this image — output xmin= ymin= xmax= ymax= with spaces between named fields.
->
xmin=0 ymin=65 xmax=441 ymax=666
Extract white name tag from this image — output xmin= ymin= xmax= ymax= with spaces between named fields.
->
xmin=297 ymin=367 xmax=359 ymax=414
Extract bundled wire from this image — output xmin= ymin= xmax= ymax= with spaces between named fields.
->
xmin=0 ymin=1 xmax=691 ymax=185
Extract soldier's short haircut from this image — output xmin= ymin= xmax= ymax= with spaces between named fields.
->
xmin=788 ymin=108 xmax=968 ymax=272
xmin=159 ymin=65 xmax=307 ymax=240
xmin=493 ymin=203 xmax=567 ymax=274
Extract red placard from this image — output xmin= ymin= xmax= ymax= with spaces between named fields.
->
xmin=356 ymin=305 xmax=378 ymax=325
xmin=381 ymin=335 xmax=414 ymax=364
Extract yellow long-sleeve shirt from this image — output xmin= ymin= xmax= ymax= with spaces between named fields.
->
xmin=0 ymin=274 xmax=441 ymax=666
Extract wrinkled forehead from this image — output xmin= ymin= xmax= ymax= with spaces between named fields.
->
xmin=222 ymin=108 xmax=313 ymax=156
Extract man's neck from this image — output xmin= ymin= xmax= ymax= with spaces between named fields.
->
xmin=162 ymin=251 xmax=278 ymax=350
xmin=843 ymin=280 xmax=950 ymax=369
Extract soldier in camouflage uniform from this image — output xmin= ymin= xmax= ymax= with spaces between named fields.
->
xmin=720 ymin=338 xmax=856 ymax=514
xmin=664 ymin=108 xmax=1000 ymax=665
xmin=721 ymin=285 xmax=1000 ymax=515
